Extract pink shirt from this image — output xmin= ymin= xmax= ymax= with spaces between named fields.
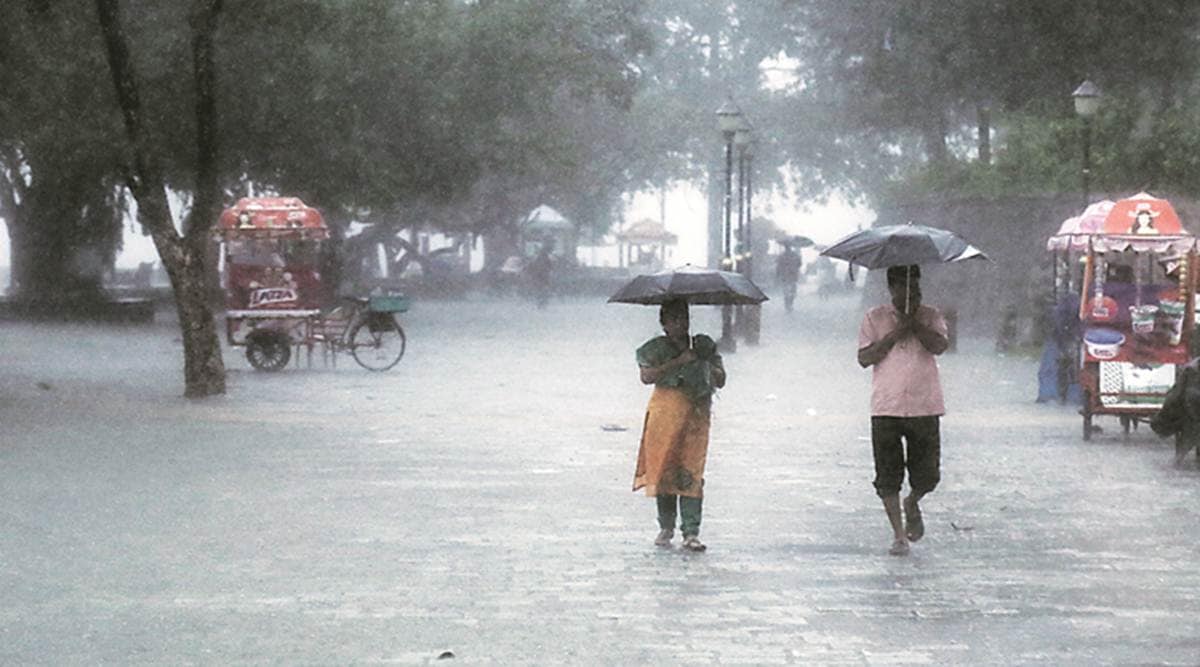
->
xmin=858 ymin=304 xmax=947 ymax=417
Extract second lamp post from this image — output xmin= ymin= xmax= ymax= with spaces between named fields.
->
xmin=1072 ymin=79 xmax=1101 ymax=211
xmin=716 ymin=98 xmax=750 ymax=352
xmin=734 ymin=122 xmax=760 ymax=345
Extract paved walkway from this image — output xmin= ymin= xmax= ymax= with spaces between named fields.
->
xmin=1 ymin=293 xmax=1197 ymax=665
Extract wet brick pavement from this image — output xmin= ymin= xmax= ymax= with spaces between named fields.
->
xmin=1 ymin=293 xmax=1198 ymax=664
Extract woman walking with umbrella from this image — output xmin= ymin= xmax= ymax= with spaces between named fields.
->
xmin=632 ymin=299 xmax=725 ymax=552
xmin=610 ymin=265 xmax=767 ymax=551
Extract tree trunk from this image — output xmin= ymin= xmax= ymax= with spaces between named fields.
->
xmin=977 ymin=103 xmax=992 ymax=165
xmin=96 ymin=0 xmax=226 ymax=397
xmin=0 ymin=151 xmax=28 ymax=293
xmin=4 ymin=151 xmax=118 ymax=303
xmin=922 ymin=113 xmax=949 ymax=165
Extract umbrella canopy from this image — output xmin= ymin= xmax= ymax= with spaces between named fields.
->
xmin=1046 ymin=200 xmax=1115 ymax=251
xmin=523 ymin=204 xmax=574 ymax=231
xmin=819 ymin=222 xmax=987 ymax=269
xmin=607 ymin=264 xmax=769 ymax=305
xmin=1101 ymin=191 xmax=1185 ymax=235
xmin=780 ymin=234 xmax=814 ymax=248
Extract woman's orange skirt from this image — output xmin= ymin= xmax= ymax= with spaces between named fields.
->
xmin=632 ymin=386 xmax=710 ymax=498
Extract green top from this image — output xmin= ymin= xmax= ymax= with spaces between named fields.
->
xmin=636 ymin=333 xmax=723 ymax=405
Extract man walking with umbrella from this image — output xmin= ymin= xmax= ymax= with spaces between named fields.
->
xmin=822 ymin=222 xmax=984 ymax=555
xmin=857 ymin=265 xmax=949 ymax=556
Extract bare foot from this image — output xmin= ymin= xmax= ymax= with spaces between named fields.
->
xmin=903 ymin=496 xmax=924 ymax=542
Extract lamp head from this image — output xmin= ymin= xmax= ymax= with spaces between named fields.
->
xmin=1073 ymin=80 xmax=1101 ymax=117
xmin=716 ymin=98 xmax=743 ymax=135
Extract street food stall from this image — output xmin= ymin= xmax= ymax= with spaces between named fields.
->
xmin=1050 ymin=192 xmax=1198 ymax=439
xmin=214 ymin=197 xmax=409 ymax=371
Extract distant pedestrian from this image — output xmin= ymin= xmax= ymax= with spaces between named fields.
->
xmin=856 ymin=265 xmax=949 ymax=556
xmin=632 ymin=299 xmax=726 ymax=552
xmin=524 ymin=244 xmax=554 ymax=308
xmin=775 ymin=244 xmax=803 ymax=313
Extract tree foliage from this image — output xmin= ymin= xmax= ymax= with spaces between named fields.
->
xmin=779 ymin=0 xmax=1200 ymax=203
xmin=1 ymin=0 xmax=654 ymax=290
xmin=9 ymin=0 xmax=1200 ymax=300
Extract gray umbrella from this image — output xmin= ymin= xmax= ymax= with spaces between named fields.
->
xmin=607 ymin=264 xmax=769 ymax=306
xmin=819 ymin=222 xmax=987 ymax=269
xmin=782 ymin=234 xmax=814 ymax=249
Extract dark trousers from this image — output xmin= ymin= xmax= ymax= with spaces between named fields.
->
xmin=871 ymin=416 xmax=941 ymax=498
xmin=657 ymin=494 xmax=702 ymax=537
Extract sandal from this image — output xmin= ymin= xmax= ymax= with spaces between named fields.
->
xmin=904 ymin=497 xmax=924 ymax=543
xmin=681 ymin=535 xmax=707 ymax=552
xmin=888 ymin=539 xmax=910 ymax=556
xmin=654 ymin=529 xmax=674 ymax=547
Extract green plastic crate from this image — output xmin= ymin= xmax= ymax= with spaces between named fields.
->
xmin=368 ymin=295 xmax=410 ymax=313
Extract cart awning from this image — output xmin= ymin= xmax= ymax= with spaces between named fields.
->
xmin=1046 ymin=200 xmax=1115 ymax=251
xmin=215 ymin=197 xmax=328 ymax=240
xmin=1085 ymin=234 xmax=1196 ymax=254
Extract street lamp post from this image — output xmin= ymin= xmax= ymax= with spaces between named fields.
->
xmin=1070 ymin=80 xmax=1101 ymax=294
xmin=734 ymin=124 xmax=760 ymax=344
xmin=715 ymin=98 xmax=744 ymax=352
xmin=1072 ymin=80 xmax=1100 ymax=210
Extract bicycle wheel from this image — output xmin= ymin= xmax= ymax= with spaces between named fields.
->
xmin=245 ymin=331 xmax=292 ymax=371
xmin=349 ymin=315 xmax=406 ymax=371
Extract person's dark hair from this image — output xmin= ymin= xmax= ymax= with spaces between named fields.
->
xmin=659 ymin=299 xmax=689 ymax=323
xmin=886 ymin=265 xmax=920 ymax=286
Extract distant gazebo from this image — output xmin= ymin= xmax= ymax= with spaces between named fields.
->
xmin=617 ymin=219 xmax=677 ymax=270
xmin=521 ymin=204 xmax=575 ymax=258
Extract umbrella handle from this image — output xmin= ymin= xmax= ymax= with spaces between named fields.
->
xmin=905 ymin=266 xmax=911 ymax=315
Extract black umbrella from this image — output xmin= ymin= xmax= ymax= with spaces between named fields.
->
xmin=819 ymin=222 xmax=987 ymax=269
xmin=607 ymin=264 xmax=769 ymax=306
xmin=781 ymin=234 xmax=814 ymax=249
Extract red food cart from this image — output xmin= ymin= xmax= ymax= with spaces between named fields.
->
xmin=1060 ymin=193 xmax=1198 ymax=439
xmin=214 ymin=196 xmax=409 ymax=371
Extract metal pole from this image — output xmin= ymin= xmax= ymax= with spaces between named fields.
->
xmin=744 ymin=151 xmax=760 ymax=344
xmin=744 ymin=152 xmax=753 ymax=278
xmin=723 ymin=137 xmax=733 ymax=262
xmin=736 ymin=148 xmax=746 ymax=263
xmin=734 ymin=145 xmax=746 ymax=339
xmin=720 ymin=134 xmax=736 ymax=352
xmin=1082 ymin=117 xmax=1092 ymax=210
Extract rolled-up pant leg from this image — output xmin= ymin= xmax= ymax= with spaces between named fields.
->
xmin=872 ymin=417 xmax=905 ymax=497
xmin=904 ymin=416 xmax=941 ymax=496
xmin=872 ymin=416 xmax=941 ymax=497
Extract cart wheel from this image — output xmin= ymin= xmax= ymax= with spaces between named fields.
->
xmin=246 ymin=331 xmax=292 ymax=372
xmin=349 ymin=316 xmax=406 ymax=371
